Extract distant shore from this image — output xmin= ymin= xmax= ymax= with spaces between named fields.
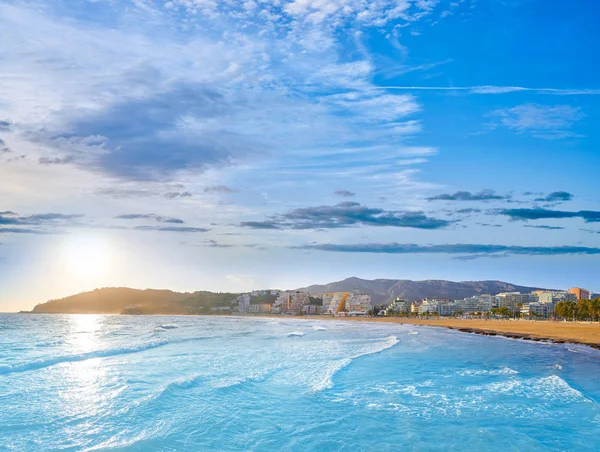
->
xmin=299 ymin=316 xmax=600 ymax=350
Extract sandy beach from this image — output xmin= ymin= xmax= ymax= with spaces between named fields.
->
xmin=301 ymin=316 xmax=600 ymax=349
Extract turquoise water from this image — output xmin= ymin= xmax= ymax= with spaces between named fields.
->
xmin=1 ymin=315 xmax=600 ymax=451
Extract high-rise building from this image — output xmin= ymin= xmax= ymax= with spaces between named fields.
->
xmin=238 ymin=294 xmax=251 ymax=313
xmin=345 ymin=291 xmax=371 ymax=315
xmin=289 ymin=292 xmax=310 ymax=314
xmin=569 ymin=287 xmax=591 ymax=301
xmin=323 ymin=292 xmax=349 ymax=315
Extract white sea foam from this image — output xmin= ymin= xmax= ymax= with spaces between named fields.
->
xmin=288 ymin=331 xmax=306 ymax=337
xmin=312 ymin=325 xmax=327 ymax=331
xmin=458 ymin=367 xmax=518 ymax=377
xmin=472 ymin=375 xmax=587 ymax=403
xmin=0 ymin=340 xmax=170 ymax=375
xmin=311 ymin=336 xmax=399 ymax=392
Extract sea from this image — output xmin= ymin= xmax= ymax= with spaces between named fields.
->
xmin=1 ymin=314 xmax=600 ymax=451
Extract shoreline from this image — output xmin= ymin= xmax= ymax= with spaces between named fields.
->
xmin=12 ymin=312 xmax=600 ymax=351
xmin=298 ymin=316 xmax=600 ymax=350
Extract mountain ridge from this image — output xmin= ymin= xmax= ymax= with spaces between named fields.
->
xmin=295 ymin=277 xmax=559 ymax=304
xmin=28 ymin=278 xmax=593 ymax=314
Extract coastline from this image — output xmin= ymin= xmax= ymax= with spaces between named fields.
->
xmin=298 ymin=316 xmax=600 ymax=350
xmin=12 ymin=311 xmax=600 ymax=350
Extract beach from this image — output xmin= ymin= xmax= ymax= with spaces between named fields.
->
xmin=302 ymin=316 xmax=600 ymax=348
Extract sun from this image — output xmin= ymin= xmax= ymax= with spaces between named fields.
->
xmin=63 ymin=235 xmax=110 ymax=279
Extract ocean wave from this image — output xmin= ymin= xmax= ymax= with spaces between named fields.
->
xmin=157 ymin=324 xmax=179 ymax=330
xmin=312 ymin=326 xmax=327 ymax=331
xmin=472 ymin=375 xmax=588 ymax=403
xmin=288 ymin=331 xmax=305 ymax=337
xmin=0 ymin=340 xmax=170 ymax=375
xmin=312 ymin=335 xmax=399 ymax=392
xmin=457 ymin=367 xmax=518 ymax=377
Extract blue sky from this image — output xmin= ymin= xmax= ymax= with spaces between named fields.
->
xmin=1 ymin=0 xmax=599 ymax=310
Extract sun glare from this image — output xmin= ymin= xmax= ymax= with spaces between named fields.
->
xmin=63 ymin=235 xmax=110 ymax=279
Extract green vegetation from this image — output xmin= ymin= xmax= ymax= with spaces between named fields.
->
xmin=32 ymin=287 xmax=240 ymax=315
xmin=554 ymin=299 xmax=600 ymax=321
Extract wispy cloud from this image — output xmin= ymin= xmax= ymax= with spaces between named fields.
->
xmin=381 ymin=86 xmax=600 ymax=95
xmin=133 ymin=226 xmax=209 ymax=233
xmin=240 ymin=202 xmax=452 ymax=230
xmin=334 ymin=189 xmax=355 ymax=197
xmin=427 ymin=190 xmax=508 ymax=202
xmin=294 ymin=242 xmax=600 ymax=256
xmin=487 ymin=104 xmax=584 ymax=139
xmin=204 ymin=186 xmax=235 ymax=194
xmin=498 ymin=208 xmax=600 ymax=223
xmin=115 ymin=214 xmax=184 ymax=224
xmin=534 ymin=191 xmax=574 ymax=203
xmin=524 ymin=225 xmax=565 ymax=230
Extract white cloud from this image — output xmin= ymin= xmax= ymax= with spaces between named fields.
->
xmin=488 ymin=104 xmax=584 ymax=140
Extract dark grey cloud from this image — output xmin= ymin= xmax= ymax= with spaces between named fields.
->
xmin=524 ymin=225 xmax=565 ymax=230
xmin=0 ymin=227 xmax=53 ymax=234
xmin=534 ymin=191 xmax=574 ymax=203
xmin=334 ymin=189 xmax=355 ymax=197
xmin=164 ymin=191 xmax=192 ymax=199
xmin=115 ymin=214 xmax=184 ymax=224
xmin=456 ymin=208 xmax=482 ymax=214
xmin=134 ymin=226 xmax=209 ymax=233
xmin=39 ymin=156 xmax=74 ymax=165
xmin=293 ymin=242 xmax=600 ymax=256
xmin=427 ymin=190 xmax=508 ymax=202
xmin=0 ymin=121 xmax=10 ymax=131
xmin=204 ymin=185 xmax=235 ymax=194
xmin=47 ymin=84 xmax=259 ymax=180
xmin=498 ymin=208 xmax=600 ymax=223
xmin=0 ymin=212 xmax=83 ymax=226
xmin=240 ymin=221 xmax=281 ymax=230
xmin=240 ymin=202 xmax=451 ymax=230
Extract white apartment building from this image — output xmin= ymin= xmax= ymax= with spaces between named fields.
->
xmin=323 ymin=292 xmax=349 ymax=315
xmin=289 ymin=292 xmax=310 ymax=314
xmin=238 ymin=294 xmax=251 ymax=313
xmin=345 ymin=291 xmax=371 ymax=315
xmin=273 ymin=292 xmax=290 ymax=314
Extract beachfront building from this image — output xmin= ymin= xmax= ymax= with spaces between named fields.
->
xmin=410 ymin=301 xmax=422 ymax=314
xmin=537 ymin=291 xmax=577 ymax=304
xmin=302 ymin=305 xmax=319 ymax=315
xmin=273 ymin=292 xmax=290 ymax=314
xmin=249 ymin=303 xmax=272 ymax=314
xmin=569 ymin=287 xmax=591 ymax=300
xmin=419 ymin=301 xmax=440 ymax=315
xmin=323 ymin=292 xmax=350 ymax=315
xmin=345 ymin=291 xmax=372 ymax=316
xmin=385 ymin=298 xmax=411 ymax=316
xmin=238 ymin=294 xmax=251 ymax=313
xmin=289 ymin=291 xmax=310 ymax=315
xmin=528 ymin=301 xmax=556 ymax=319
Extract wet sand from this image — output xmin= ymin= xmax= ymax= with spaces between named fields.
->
xmin=301 ymin=316 xmax=600 ymax=349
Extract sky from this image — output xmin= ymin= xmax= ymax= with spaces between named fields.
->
xmin=1 ymin=0 xmax=599 ymax=311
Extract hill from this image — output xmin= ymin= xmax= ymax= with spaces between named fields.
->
xmin=31 ymin=288 xmax=240 ymax=315
xmin=296 ymin=277 xmax=554 ymax=304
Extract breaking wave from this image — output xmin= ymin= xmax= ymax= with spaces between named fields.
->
xmin=312 ymin=335 xmax=399 ymax=392
xmin=0 ymin=340 xmax=170 ymax=375
xmin=288 ymin=331 xmax=306 ymax=337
